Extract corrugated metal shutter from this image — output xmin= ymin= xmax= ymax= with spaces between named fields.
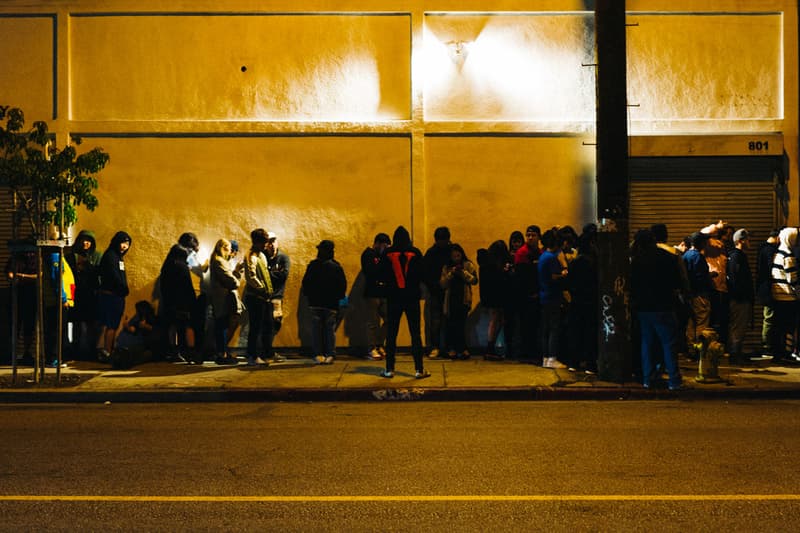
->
xmin=630 ymin=156 xmax=781 ymax=354
xmin=1 ymin=188 xmax=16 ymax=290
xmin=1 ymin=187 xmax=34 ymax=290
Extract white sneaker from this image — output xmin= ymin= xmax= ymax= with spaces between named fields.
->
xmin=543 ymin=357 xmax=567 ymax=369
xmin=314 ymin=355 xmax=326 ymax=364
xmin=324 ymin=356 xmax=335 ymax=365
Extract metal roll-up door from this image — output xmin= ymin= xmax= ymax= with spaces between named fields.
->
xmin=630 ymin=155 xmax=782 ymax=354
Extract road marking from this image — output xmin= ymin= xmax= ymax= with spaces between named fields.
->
xmin=1 ymin=495 xmax=800 ymax=502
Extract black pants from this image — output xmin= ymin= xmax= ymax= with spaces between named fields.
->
xmin=244 ymin=295 xmax=274 ymax=359
xmin=445 ymin=304 xmax=469 ymax=353
xmin=520 ymin=297 xmax=540 ymax=361
xmin=385 ymin=296 xmax=423 ymax=372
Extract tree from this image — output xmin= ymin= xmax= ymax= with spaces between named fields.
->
xmin=0 ymin=105 xmax=109 ymax=239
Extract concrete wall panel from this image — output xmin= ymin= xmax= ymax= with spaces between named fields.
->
xmin=628 ymin=13 xmax=782 ymax=121
xmin=70 ymin=14 xmax=411 ymax=121
xmin=76 ymin=134 xmax=412 ymax=347
xmin=424 ymin=135 xmax=596 ymax=258
xmin=0 ymin=16 xmax=55 ymax=119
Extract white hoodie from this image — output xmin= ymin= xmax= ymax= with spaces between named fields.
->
xmin=771 ymin=227 xmax=799 ymax=302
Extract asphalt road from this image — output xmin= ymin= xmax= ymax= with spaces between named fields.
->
xmin=1 ymin=401 xmax=799 ymax=531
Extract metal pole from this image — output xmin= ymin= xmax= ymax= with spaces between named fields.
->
xmin=35 ymin=246 xmax=43 ymax=383
xmin=595 ymin=0 xmax=631 ymax=382
xmin=10 ymin=253 xmax=18 ymax=384
xmin=56 ymin=194 xmax=65 ymax=382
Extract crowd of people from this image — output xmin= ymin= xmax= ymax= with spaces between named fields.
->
xmin=6 ymin=219 xmax=798 ymax=387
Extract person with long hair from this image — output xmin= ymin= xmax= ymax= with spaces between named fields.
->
xmin=440 ymin=243 xmax=478 ymax=359
xmin=479 ymin=239 xmax=513 ymax=360
xmin=209 ymin=238 xmax=244 ymax=365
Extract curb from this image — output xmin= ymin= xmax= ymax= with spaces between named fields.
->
xmin=1 ymin=386 xmax=800 ymax=403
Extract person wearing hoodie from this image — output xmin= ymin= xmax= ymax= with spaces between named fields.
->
xmin=159 ymin=243 xmax=198 ymax=363
xmin=379 ymin=226 xmax=430 ymax=379
xmin=64 ymin=229 xmax=102 ymax=359
xmin=770 ymin=226 xmax=800 ymax=363
xmin=422 ymin=226 xmax=451 ymax=359
xmin=360 ymin=232 xmax=391 ymax=360
xmin=97 ymin=231 xmax=132 ymax=361
xmin=265 ymin=232 xmax=290 ymax=338
xmin=302 ymin=240 xmax=347 ymax=365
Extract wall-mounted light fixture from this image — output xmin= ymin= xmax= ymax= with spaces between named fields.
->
xmin=446 ymin=40 xmax=471 ymax=66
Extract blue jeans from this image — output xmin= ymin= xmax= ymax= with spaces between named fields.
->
xmin=638 ymin=311 xmax=681 ymax=388
xmin=540 ymin=301 xmax=562 ymax=360
xmin=310 ymin=307 xmax=337 ymax=357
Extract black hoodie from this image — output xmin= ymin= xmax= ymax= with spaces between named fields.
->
xmin=99 ymin=231 xmax=131 ymax=297
xmin=302 ymin=245 xmax=347 ymax=310
xmin=381 ymin=226 xmax=424 ymax=299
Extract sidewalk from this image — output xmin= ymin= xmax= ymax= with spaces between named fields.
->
xmin=2 ymin=352 xmax=800 ymax=402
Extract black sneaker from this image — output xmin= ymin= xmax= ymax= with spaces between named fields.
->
xmin=415 ymin=370 xmax=431 ymax=379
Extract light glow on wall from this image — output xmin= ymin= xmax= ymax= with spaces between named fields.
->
xmin=248 ymin=52 xmax=386 ymax=122
xmin=423 ymin=18 xmax=594 ymax=123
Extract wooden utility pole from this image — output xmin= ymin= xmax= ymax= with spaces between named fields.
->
xmin=595 ymin=0 xmax=630 ymax=382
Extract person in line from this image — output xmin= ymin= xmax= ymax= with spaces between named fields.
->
xmin=538 ymin=228 xmax=568 ymax=369
xmin=5 ymin=247 xmax=38 ymax=364
xmin=113 ymin=300 xmax=160 ymax=369
xmin=243 ymin=228 xmax=274 ymax=366
xmin=683 ymin=231 xmax=714 ymax=359
xmin=700 ymin=221 xmax=730 ymax=347
xmin=478 ymin=239 xmax=514 ymax=360
xmin=209 ymin=238 xmax=244 ymax=365
xmin=440 ymin=243 xmax=478 ymax=360
xmin=361 ymin=232 xmax=391 ymax=360
xmin=423 ymin=226 xmax=452 ymax=359
xmin=380 ymin=226 xmax=430 ymax=379
xmin=513 ymin=225 xmax=542 ymax=362
xmin=726 ymin=229 xmax=754 ymax=365
xmin=179 ymin=233 xmax=210 ymax=360
xmin=302 ymin=240 xmax=347 ymax=365
xmin=97 ymin=231 xmax=132 ymax=361
xmin=64 ymin=230 xmax=102 ymax=359
xmin=770 ymin=227 xmax=800 ymax=363
xmin=757 ymin=229 xmax=780 ymax=358
xmin=630 ymin=229 xmax=683 ymax=390
xmin=565 ymin=229 xmax=598 ymax=374
xmin=502 ymin=230 xmax=525 ymax=358
xmin=651 ymin=224 xmax=691 ymax=358
xmin=159 ymin=242 xmax=197 ymax=363
xmin=265 ymin=232 xmax=290 ymax=357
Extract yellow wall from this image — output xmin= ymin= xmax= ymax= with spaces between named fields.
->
xmin=1 ymin=0 xmax=797 ymax=351
xmin=81 ymin=135 xmax=411 ymax=346
xmin=70 ymin=14 xmax=411 ymax=121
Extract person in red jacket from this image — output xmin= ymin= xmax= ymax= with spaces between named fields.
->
xmin=380 ymin=226 xmax=430 ymax=379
